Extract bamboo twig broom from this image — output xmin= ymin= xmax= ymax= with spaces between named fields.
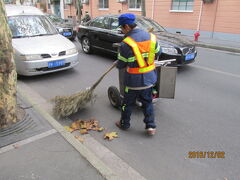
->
xmin=53 ymin=61 xmax=117 ymax=118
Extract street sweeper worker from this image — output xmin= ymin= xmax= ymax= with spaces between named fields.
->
xmin=115 ymin=13 xmax=161 ymax=135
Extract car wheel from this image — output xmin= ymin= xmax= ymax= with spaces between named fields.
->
xmin=81 ymin=37 xmax=92 ymax=54
xmin=108 ymin=86 xmax=121 ymax=108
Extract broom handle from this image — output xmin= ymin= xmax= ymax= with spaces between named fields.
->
xmin=90 ymin=61 xmax=118 ymax=90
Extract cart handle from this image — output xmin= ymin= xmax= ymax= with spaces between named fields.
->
xmin=155 ymin=59 xmax=176 ymax=67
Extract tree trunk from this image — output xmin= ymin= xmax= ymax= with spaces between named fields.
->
xmin=141 ymin=0 xmax=146 ymax=17
xmin=75 ymin=0 xmax=82 ymax=23
xmin=0 ymin=1 xmax=17 ymax=128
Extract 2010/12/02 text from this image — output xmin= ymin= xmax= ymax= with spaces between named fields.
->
xmin=188 ymin=151 xmax=225 ymax=158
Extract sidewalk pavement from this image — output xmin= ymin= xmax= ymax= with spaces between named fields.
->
xmin=0 ymin=35 xmax=239 ymax=180
xmin=0 ymin=131 xmax=105 ymax=180
xmin=0 ymin=93 xmax=107 ymax=180
xmin=0 ymin=82 xmax=146 ymax=180
xmin=185 ymin=35 xmax=240 ymax=53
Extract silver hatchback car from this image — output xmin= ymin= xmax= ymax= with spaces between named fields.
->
xmin=6 ymin=5 xmax=79 ymax=76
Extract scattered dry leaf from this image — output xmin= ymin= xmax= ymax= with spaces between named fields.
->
xmin=79 ymin=121 xmax=87 ymax=129
xmin=80 ymin=129 xmax=88 ymax=135
xmin=13 ymin=144 xmax=20 ymax=149
xmin=74 ymin=135 xmax=84 ymax=143
xmin=90 ymin=119 xmax=98 ymax=127
xmin=64 ymin=126 xmax=74 ymax=133
xmin=104 ymin=132 xmax=118 ymax=140
xmin=97 ymin=127 xmax=105 ymax=132
xmin=70 ymin=121 xmax=81 ymax=130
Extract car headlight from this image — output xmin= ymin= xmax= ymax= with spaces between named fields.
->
xmin=57 ymin=27 xmax=64 ymax=33
xmin=66 ymin=48 xmax=78 ymax=55
xmin=20 ymin=54 xmax=42 ymax=61
xmin=161 ymin=47 xmax=178 ymax=55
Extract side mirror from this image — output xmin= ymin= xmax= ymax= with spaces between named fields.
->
xmin=117 ymin=28 xmax=123 ymax=34
xmin=113 ymin=43 xmax=121 ymax=48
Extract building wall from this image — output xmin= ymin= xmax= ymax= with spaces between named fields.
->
xmin=152 ymin=0 xmax=199 ymax=30
xmin=149 ymin=0 xmax=240 ymax=41
xmin=64 ymin=5 xmax=77 ymax=19
xmin=81 ymin=1 xmax=142 ymax=18
xmin=42 ymin=0 xmax=240 ymax=41
xmin=214 ymin=0 xmax=240 ymax=34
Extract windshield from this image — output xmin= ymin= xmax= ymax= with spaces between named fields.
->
xmin=136 ymin=18 xmax=165 ymax=32
xmin=47 ymin=14 xmax=64 ymax=23
xmin=8 ymin=15 xmax=58 ymax=38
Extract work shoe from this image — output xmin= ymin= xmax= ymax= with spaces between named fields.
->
xmin=146 ymin=128 xmax=156 ymax=135
xmin=115 ymin=121 xmax=129 ymax=130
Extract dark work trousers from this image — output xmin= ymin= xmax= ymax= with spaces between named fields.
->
xmin=120 ymin=87 xmax=156 ymax=129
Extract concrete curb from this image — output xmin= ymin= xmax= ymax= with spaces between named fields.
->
xmin=17 ymin=87 xmax=119 ymax=180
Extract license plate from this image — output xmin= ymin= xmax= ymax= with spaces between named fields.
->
xmin=185 ymin=53 xmax=195 ymax=61
xmin=48 ymin=60 xmax=65 ymax=68
xmin=63 ymin=32 xmax=72 ymax=36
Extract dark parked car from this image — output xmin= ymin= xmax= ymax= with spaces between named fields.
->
xmin=45 ymin=14 xmax=76 ymax=41
xmin=77 ymin=15 xmax=197 ymax=66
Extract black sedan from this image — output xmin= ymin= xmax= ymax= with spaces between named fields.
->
xmin=45 ymin=14 xmax=76 ymax=41
xmin=77 ymin=15 xmax=197 ymax=66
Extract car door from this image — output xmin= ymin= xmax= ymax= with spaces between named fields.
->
xmin=88 ymin=16 xmax=110 ymax=50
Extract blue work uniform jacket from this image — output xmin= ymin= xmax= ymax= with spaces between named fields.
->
xmin=117 ymin=28 xmax=161 ymax=88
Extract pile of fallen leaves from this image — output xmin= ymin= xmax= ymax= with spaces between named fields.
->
xmin=64 ymin=118 xmax=118 ymax=142
xmin=64 ymin=118 xmax=104 ymax=134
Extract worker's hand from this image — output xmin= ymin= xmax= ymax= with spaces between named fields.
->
xmin=148 ymin=27 xmax=154 ymax=32
xmin=113 ymin=60 xmax=118 ymax=66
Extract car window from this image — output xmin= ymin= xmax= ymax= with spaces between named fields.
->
xmin=103 ymin=17 xmax=110 ymax=29
xmin=136 ymin=18 xmax=165 ymax=32
xmin=90 ymin=16 xmax=105 ymax=29
xmin=8 ymin=15 xmax=57 ymax=38
xmin=47 ymin=14 xmax=64 ymax=23
xmin=110 ymin=17 xmax=119 ymax=30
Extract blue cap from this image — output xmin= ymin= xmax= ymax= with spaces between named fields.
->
xmin=118 ymin=13 xmax=136 ymax=26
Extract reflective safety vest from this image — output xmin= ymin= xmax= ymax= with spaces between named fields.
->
xmin=123 ymin=33 xmax=157 ymax=74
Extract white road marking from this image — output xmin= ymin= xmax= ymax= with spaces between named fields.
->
xmin=197 ymin=47 xmax=240 ymax=55
xmin=0 ymin=129 xmax=57 ymax=154
xmin=191 ymin=64 xmax=240 ymax=79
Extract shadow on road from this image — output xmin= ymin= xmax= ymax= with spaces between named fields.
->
xmin=17 ymin=68 xmax=77 ymax=82
xmin=177 ymin=65 xmax=195 ymax=75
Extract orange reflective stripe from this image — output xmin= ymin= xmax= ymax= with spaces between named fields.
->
xmin=123 ymin=37 xmax=146 ymax=67
xmin=123 ymin=34 xmax=157 ymax=74
xmin=147 ymin=33 xmax=157 ymax=65
xmin=127 ymin=64 xmax=156 ymax=74
xmin=136 ymin=40 xmax=151 ymax=53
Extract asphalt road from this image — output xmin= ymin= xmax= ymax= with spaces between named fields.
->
xmin=19 ymin=40 xmax=240 ymax=180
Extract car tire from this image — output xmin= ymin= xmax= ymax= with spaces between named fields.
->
xmin=81 ymin=36 xmax=92 ymax=54
xmin=108 ymin=86 xmax=122 ymax=108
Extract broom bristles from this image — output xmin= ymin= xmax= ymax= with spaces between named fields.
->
xmin=52 ymin=62 xmax=117 ymax=118
xmin=53 ymin=87 xmax=95 ymax=118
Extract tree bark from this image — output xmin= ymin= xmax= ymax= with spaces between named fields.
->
xmin=0 ymin=1 xmax=17 ymax=128
xmin=141 ymin=0 xmax=146 ymax=17
xmin=75 ymin=0 xmax=82 ymax=22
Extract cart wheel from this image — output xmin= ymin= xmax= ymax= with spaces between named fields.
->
xmin=108 ymin=86 xmax=121 ymax=108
